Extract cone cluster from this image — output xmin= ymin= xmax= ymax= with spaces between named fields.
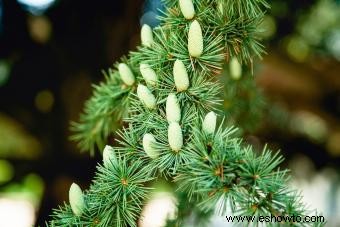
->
xmin=117 ymin=0 xmax=215 ymax=159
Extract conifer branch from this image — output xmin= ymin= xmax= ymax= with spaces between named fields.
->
xmin=48 ymin=0 xmax=325 ymax=226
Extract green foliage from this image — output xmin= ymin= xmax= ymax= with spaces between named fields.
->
xmin=221 ymin=64 xmax=266 ymax=132
xmin=70 ymin=69 xmax=132 ymax=155
xmin=71 ymin=0 xmax=266 ymax=154
xmin=49 ymin=154 xmax=154 ymax=227
xmin=48 ymin=0 xmax=325 ymax=226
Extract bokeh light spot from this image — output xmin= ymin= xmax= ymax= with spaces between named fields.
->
xmin=17 ymin=0 xmax=56 ymax=15
xmin=0 ymin=198 xmax=35 ymax=227
xmin=28 ymin=15 xmax=52 ymax=44
xmin=286 ymin=36 xmax=310 ymax=62
xmin=0 ymin=60 xmax=11 ymax=87
xmin=34 ymin=90 xmax=54 ymax=113
xmin=140 ymin=11 xmax=159 ymax=28
xmin=141 ymin=0 xmax=165 ymax=28
xmin=290 ymin=111 xmax=328 ymax=143
xmin=326 ymin=30 xmax=340 ymax=61
xmin=259 ymin=15 xmax=276 ymax=39
xmin=139 ymin=192 xmax=177 ymax=227
xmin=0 ymin=159 xmax=14 ymax=183
xmin=326 ymin=132 xmax=340 ymax=156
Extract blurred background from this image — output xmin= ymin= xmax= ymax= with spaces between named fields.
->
xmin=0 ymin=0 xmax=339 ymax=226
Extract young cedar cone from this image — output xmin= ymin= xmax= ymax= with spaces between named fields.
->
xmin=103 ymin=145 xmax=115 ymax=168
xmin=137 ymin=84 xmax=157 ymax=109
xmin=179 ymin=0 xmax=195 ymax=20
xmin=188 ymin=20 xmax=203 ymax=57
xmin=69 ymin=183 xmax=85 ymax=216
xmin=168 ymin=122 xmax=183 ymax=152
xmin=118 ymin=63 xmax=135 ymax=86
xmin=166 ymin=93 xmax=181 ymax=123
xmin=229 ymin=57 xmax=242 ymax=80
xmin=141 ymin=24 xmax=154 ymax=47
xmin=140 ymin=63 xmax=158 ymax=86
xmin=203 ymin=111 xmax=217 ymax=134
xmin=173 ymin=59 xmax=189 ymax=91
xmin=143 ymin=133 xmax=159 ymax=159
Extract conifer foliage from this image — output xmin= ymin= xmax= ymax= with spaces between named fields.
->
xmin=49 ymin=0 xmax=324 ymax=226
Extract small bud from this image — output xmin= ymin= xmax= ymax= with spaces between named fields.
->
xmin=203 ymin=111 xmax=217 ymax=134
xmin=143 ymin=133 xmax=159 ymax=159
xmin=166 ymin=93 xmax=181 ymax=123
xmin=229 ymin=57 xmax=242 ymax=80
xmin=141 ymin=24 xmax=154 ymax=47
xmin=179 ymin=0 xmax=195 ymax=20
xmin=140 ymin=63 xmax=158 ymax=86
xmin=103 ymin=145 xmax=115 ymax=168
xmin=188 ymin=20 xmax=203 ymax=57
xmin=168 ymin=122 xmax=183 ymax=152
xmin=173 ymin=60 xmax=189 ymax=91
xmin=69 ymin=183 xmax=85 ymax=216
xmin=118 ymin=63 xmax=135 ymax=86
xmin=137 ymin=84 xmax=156 ymax=109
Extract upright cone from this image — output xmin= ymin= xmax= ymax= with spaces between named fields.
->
xmin=118 ymin=63 xmax=135 ymax=86
xmin=137 ymin=84 xmax=157 ymax=109
xmin=143 ymin=133 xmax=159 ymax=159
xmin=203 ymin=111 xmax=217 ymax=134
xmin=103 ymin=145 xmax=116 ymax=168
xmin=179 ymin=0 xmax=195 ymax=20
xmin=166 ymin=93 xmax=181 ymax=123
xmin=173 ymin=59 xmax=189 ymax=91
xmin=168 ymin=122 xmax=183 ymax=152
xmin=188 ymin=20 xmax=203 ymax=57
xmin=141 ymin=24 xmax=154 ymax=47
xmin=69 ymin=183 xmax=85 ymax=216
xmin=229 ymin=57 xmax=242 ymax=80
xmin=140 ymin=63 xmax=158 ymax=86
